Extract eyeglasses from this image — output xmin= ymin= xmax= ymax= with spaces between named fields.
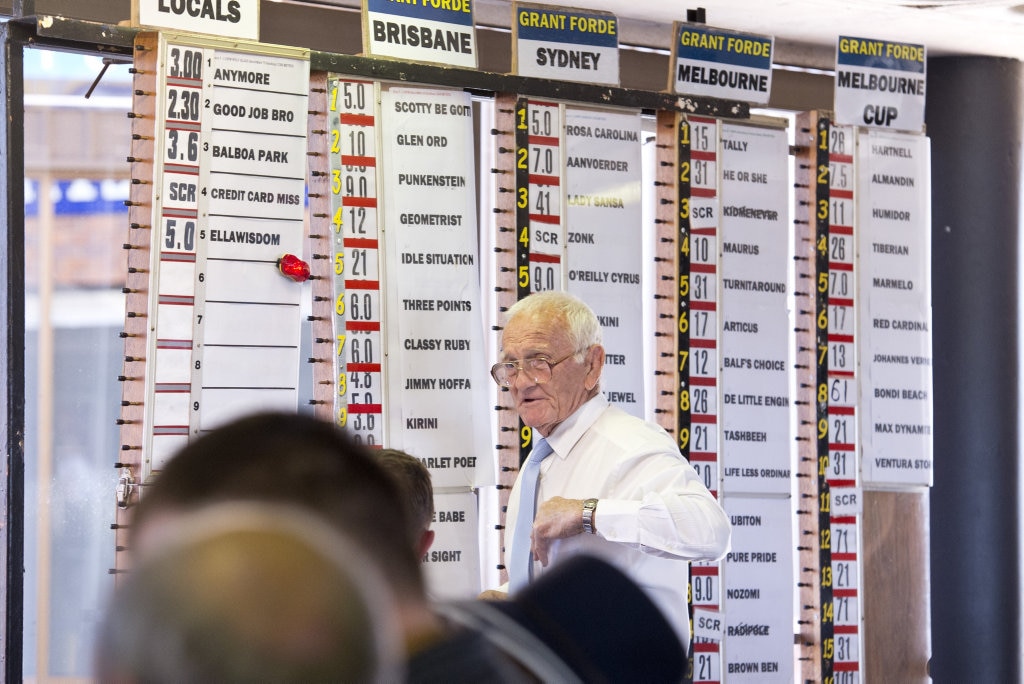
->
xmin=490 ymin=350 xmax=579 ymax=387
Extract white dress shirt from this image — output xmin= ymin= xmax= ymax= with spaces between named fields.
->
xmin=503 ymin=394 xmax=732 ymax=645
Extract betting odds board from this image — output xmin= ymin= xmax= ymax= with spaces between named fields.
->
xmin=109 ymin=10 xmax=933 ymax=673
xmin=305 ymin=78 xmax=491 ymax=598
xmin=120 ymin=33 xmax=311 ymax=484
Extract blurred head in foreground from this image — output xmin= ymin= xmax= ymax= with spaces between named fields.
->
xmin=375 ymin=448 xmax=436 ymax=559
xmin=126 ymin=411 xmax=440 ymax=655
xmin=96 ymin=502 xmax=403 ymax=683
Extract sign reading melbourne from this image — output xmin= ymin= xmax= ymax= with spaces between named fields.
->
xmin=670 ymin=23 xmax=773 ymax=104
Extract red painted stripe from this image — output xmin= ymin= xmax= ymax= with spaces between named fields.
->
xmin=530 ymin=252 xmax=561 ymax=263
xmin=340 ymin=113 xmax=374 ymax=126
xmin=345 ymin=321 xmax=380 ymax=331
xmin=342 ymin=196 xmax=377 ymax=207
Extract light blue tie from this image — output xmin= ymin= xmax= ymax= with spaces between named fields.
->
xmin=508 ymin=437 xmax=554 ymax=593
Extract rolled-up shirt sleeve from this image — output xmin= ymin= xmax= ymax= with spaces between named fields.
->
xmin=594 ymin=469 xmax=732 ymax=561
xmin=544 ymin=397 xmax=732 ymax=563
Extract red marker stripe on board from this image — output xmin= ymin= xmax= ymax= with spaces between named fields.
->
xmin=346 ymin=321 xmax=380 ymax=331
xmin=688 ymin=452 xmax=718 ymax=462
xmin=528 ymin=135 xmax=559 ymax=146
xmin=343 ymin=196 xmax=377 ymax=207
xmin=529 ymin=252 xmax=560 ymax=263
xmin=340 ymin=113 xmax=374 ymax=126
xmin=348 ymin=403 xmax=382 ymax=413
xmin=345 ymin=279 xmax=380 ymax=289
xmin=341 ymin=155 xmax=376 ymax=167
xmin=343 ymin=238 xmax=378 ymax=249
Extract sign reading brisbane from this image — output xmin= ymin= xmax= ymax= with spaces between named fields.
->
xmin=363 ymin=0 xmax=478 ymax=69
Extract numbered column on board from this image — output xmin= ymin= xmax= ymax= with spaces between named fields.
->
xmin=328 ymin=76 xmax=385 ymax=446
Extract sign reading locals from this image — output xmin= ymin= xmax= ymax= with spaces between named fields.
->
xmin=134 ymin=0 xmax=260 ymax=41
xmin=834 ymin=36 xmax=926 ymax=132
xmin=364 ymin=0 xmax=478 ymax=69
xmin=513 ymin=2 xmax=619 ymax=86
xmin=670 ymin=23 xmax=773 ymax=104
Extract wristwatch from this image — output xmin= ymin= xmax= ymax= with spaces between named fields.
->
xmin=582 ymin=498 xmax=598 ymax=534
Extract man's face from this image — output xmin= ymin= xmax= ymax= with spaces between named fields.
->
xmin=500 ymin=314 xmax=599 ymax=437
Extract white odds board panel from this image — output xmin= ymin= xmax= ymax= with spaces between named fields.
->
xmin=722 ymin=496 xmax=796 ymax=681
xmin=327 ymin=77 xmax=387 ymax=447
xmin=678 ymin=115 xmax=726 ymax=684
xmin=719 ymin=122 xmax=793 ymax=495
xmin=143 ymin=36 xmax=310 ymax=478
xmin=524 ymin=99 xmax=564 ymax=295
xmin=564 ymin=106 xmax=645 ymax=417
xmin=379 ymin=85 xmax=491 ymax=491
xmin=825 ymin=122 xmax=865 ymax=679
xmin=421 ymin=490 xmax=481 ymax=600
xmin=856 ymin=129 xmax=933 ymax=487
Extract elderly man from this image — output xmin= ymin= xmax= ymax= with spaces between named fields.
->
xmin=483 ymin=291 xmax=731 ymax=647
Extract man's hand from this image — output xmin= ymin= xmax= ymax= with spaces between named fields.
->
xmin=531 ymin=496 xmax=585 ymax=566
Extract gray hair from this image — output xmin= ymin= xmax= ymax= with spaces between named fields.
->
xmin=505 ymin=291 xmax=603 ymax=354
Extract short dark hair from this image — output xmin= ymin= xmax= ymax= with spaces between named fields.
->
xmin=376 ymin=449 xmax=434 ymax=538
xmin=129 ymin=411 xmax=424 ymax=599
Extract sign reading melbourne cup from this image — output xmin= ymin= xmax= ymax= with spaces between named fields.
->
xmin=670 ymin=23 xmax=774 ymax=104
xmin=134 ymin=0 xmax=260 ymax=41
xmin=834 ymin=35 xmax=926 ymax=132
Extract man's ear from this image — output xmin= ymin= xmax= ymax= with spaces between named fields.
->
xmin=584 ymin=345 xmax=605 ymax=391
xmin=417 ymin=529 xmax=436 ymax=560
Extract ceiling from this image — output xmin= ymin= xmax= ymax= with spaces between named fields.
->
xmin=303 ymin=0 xmax=1024 ymax=67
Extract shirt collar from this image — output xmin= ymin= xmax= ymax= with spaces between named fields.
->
xmin=545 ymin=393 xmax=608 ymax=459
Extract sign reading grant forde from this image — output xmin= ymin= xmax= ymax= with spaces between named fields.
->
xmin=513 ymin=2 xmax=619 ymax=86
xmin=834 ymin=36 xmax=926 ymax=132
xmin=364 ymin=0 xmax=477 ymax=69
xmin=670 ymin=23 xmax=773 ymax=105
xmin=134 ymin=0 xmax=260 ymax=41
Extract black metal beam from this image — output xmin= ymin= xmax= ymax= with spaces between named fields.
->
xmin=32 ymin=15 xmax=751 ymax=119
xmin=1 ymin=19 xmax=27 ymax=682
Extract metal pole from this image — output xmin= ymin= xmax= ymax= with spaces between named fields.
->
xmin=1 ymin=19 xmax=28 ymax=682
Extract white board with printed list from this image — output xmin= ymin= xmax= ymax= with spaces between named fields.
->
xmin=564 ymin=106 xmax=645 ymax=417
xmin=379 ymin=85 xmax=492 ymax=490
xmin=718 ymin=122 xmax=793 ymax=495
xmin=722 ymin=496 xmax=796 ymax=681
xmin=856 ymin=129 xmax=933 ymax=487
xmin=141 ymin=35 xmax=310 ymax=479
